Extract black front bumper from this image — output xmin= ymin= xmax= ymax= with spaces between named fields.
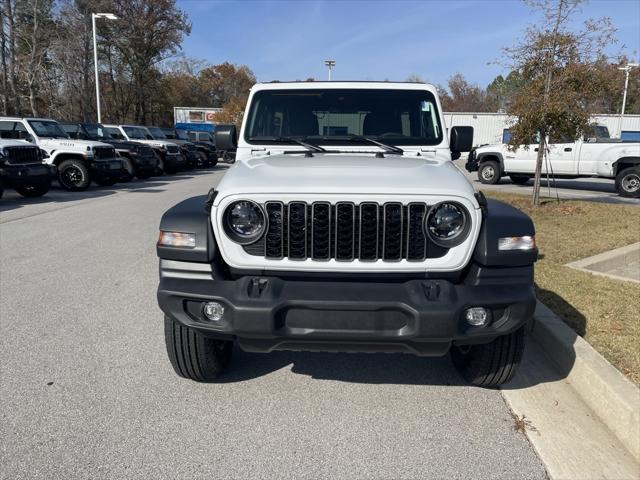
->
xmin=1 ymin=163 xmax=56 ymax=186
xmin=158 ymin=261 xmax=536 ymax=356
xmin=131 ymin=155 xmax=159 ymax=174
xmin=164 ymin=153 xmax=186 ymax=169
xmin=91 ymin=158 xmax=127 ymax=180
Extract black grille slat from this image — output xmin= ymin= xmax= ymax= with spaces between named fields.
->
xmin=243 ymin=201 xmax=449 ymax=262
xmin=93 ymin=147 xmax=115 ymax=159
xmin=383 ymin=203 xmax=403 ymax=261
xmin=5 ymin=146 xmax=40 ymax=165
xmin=407 ymin=203 xmax=427 ymax=261
xmin=265 ymin=202 xmax=284 ymax=259
xmin=288 ymin=202 xmax=307 ymax=259
xmin=335 ymin=202 xmax=355 ymax=261
xmin=311 ymin=202 xmax=331 ymax=260
xmin=359 ymin=203 xmax=379 ymax=261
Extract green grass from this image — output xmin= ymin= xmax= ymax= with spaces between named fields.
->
xmin=484 ymin=192 xmax=640 ymax=384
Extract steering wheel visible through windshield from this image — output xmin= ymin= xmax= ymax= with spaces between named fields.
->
xmin=245 ymin=88 xmax=443 ymax=146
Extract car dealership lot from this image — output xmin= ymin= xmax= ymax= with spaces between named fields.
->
xmin=0 ymin=169 xmax=546 ymax=479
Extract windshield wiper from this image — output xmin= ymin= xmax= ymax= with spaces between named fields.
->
xmin=347 ymin=135 xmax=404 ymax=155
xmin=249 ymin=136 xmax=327 ymax=156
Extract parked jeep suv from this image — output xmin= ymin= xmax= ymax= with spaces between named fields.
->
xmin=157 ymin=82 xmax=538 ymax=387
xmin=163 ymin=127 xmax=217 ymax=167
xmin=0 ymin=139 xmax=55 ymax=199
xmin=0 ymin=118 xmax=125 ymax=190
xmin=145 ymin=126 xmax=198 ymax=170
xmin=104 ymin=124 xmax=185 ymax=174
xmin=58 ymin=122 xmax=158 ymax=180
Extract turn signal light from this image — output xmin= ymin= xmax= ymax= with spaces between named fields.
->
xmin=498 ymin=235 xmax=536 ymax=251
xmin=157 ymin=230 xmax=196 ymax=248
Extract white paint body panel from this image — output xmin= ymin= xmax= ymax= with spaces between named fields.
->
xmin=212 ymin=82 xmax=480 ymax=273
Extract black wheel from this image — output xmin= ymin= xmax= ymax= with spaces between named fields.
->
xmin=451 ymin=326 xmax=526 ymax=388
xmin=0 ymin=177 xmax=4 ymax=199
xmin=119 ymin=157 xmax=134 ymax=182
xmin=15 ymin=178 xmax=51 ymax=198
xmin=197 ymin=151 xmax=208 ymax=168
xmin=209 ymin=154 xmax=218 ymax=167
xmin=478 ymin=161 xmax=501 ymax=185
xmin=58 ymin=159 xmax=91 ymax=191
xmin=615 ymin=166 xmax=640 ymax=198
xmin=509 ymin=174 xmax=530 ymax=185
xmin=94 ymin=178 xmax=117 ymax=187
xmin=164 ymin=315 xmax=233 ymax=381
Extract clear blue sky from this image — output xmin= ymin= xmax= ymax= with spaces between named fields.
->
xmin=179 ymin=0 xmax=640 ymax=87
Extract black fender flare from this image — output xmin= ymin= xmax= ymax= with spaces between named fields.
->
xmin=476 ymin=152 xmax=505 ymax=175
xmin=612 ymin=157 xmax=640 ymax=176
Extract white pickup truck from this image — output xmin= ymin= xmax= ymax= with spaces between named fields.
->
xmin=465 ymin=128 xmax=640 ymax=198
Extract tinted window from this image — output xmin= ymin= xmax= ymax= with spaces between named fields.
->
xmin=0 ymin=121 xmax=29 ymax=140
xmin=146 ymin=127 xmax=166 ymax=139
xmin=162 ymin=129 xmax=177 ymax=139
xmin=123 ymin=126 xmax=149 ymax=139
xmin=84 ymin=124 xmax=113 ymax=140
xmin=188 ymin=132 xmax=197 ymax=141
xmin=175 ymin=129 xmax=189 ymax=140
xmin=245 ymin=88 xmax=443 ymax=146
xmin=27 ymin=120 xmax=69 ymax=138
xmin=105 ymin=127 xmax=125 ymax=140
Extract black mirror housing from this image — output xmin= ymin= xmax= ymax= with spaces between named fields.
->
xmin=214 ymin=125 xmax=237 ymax=151
xmin=450 ymin=126 xmax=474 ymax=153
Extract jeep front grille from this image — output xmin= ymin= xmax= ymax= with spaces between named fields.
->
xmin=93 ymin=146 xmax=115 ymax=159
xmin=167 ymin=145 xmax=180 ymax=154
xmin=4 ymin=146 xmax=40 ymax=165
xmin=244 ymin=201 xmax=447 ymax=262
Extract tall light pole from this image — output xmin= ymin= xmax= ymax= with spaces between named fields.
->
xmin=617 ymin=62 xmax=639 ymax=138
xmin=324 ymin=60 xmax=335 ymax=81
xmin=92 ymin=13 xmax=118 ymax=123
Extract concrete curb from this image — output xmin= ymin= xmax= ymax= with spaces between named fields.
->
xmin=532 ymin=301 xmax=640 ymax=462
xmin=566 ymin=242 xmax=640 ymax=284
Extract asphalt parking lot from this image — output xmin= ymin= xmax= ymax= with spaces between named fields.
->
xmin=453 ymin=158 xmax=640 ymax=205
xmin=0 ymin=168 xmax=547 ymax=479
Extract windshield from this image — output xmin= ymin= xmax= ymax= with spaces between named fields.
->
xmin=123 ymin=126 xmax=150 ymax=140
xmin=105 ymin=127 xmax=125 ymax=140
xmin=176 ymin=129 xmax=189 ymax=140
xmin=84 ymin=124 xmax=113 ymax=140
xmin=146 ymin=127 xmax=166 ymax=139
xmin=162 ymin=129 xmax=176 ymax=139
xmin=27 ymin=120 xmax=69 ymax=139
xmin=245 ymin=88 xmax=443 ymax=146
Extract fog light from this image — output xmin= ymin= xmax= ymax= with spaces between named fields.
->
xmin=203 ymin=302 xmax=224 ymax=322
xmin=465 ymin=307 xmax=488 ymax=327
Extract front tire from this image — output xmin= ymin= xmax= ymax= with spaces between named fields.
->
xmin=15 ymin=179 xmax=51 ymax=198
xmin=164 ymin=316 xmax=233 ymax=381
xmin=58 ymin=159 xmax=91 ymax=191
xmin=451 ymin=326 xmax=526 ymax=388
xmin=478 ymin=161 xmax=501 ymax=185
xmin=615 ymin=166 xmax=640 ymax=198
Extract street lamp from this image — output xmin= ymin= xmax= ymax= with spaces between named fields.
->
xmin=92 ymin=12 xmax=118 ymax=123
xmin=617 ymin=62 xmax=639 ymax=138
xmin=324 ymin=60 xmax=336 ymax=81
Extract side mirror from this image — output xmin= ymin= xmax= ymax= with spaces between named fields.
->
xmin=450 ymin=126 xmax=473 ymax=153
xmin=214 ymin=125 xmax=237 ymax=151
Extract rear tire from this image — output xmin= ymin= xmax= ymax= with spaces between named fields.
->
xmin=164 ymin=315 xmax=233 ymax=381
xmin=451 ymin=326 xmax=526 ymax=388
xmin=58 ymin=159 xmax=91 ymax=191
xmin=478 ymin=161 xmax=501 ymax=185
xmin=15 ymin=178 xmax=51 ymax=198
xmin=615 ymin=166 xmax=640 ymax=198
xmin=509 ymin=174 xmax=530 ymax=185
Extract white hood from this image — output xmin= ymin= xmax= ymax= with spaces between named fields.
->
xmin=214 ymin=153 xmax=477 ymax=202
xmin=38 ymin=138 xmax=112 ymax=151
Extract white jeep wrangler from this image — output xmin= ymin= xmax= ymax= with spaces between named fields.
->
xmin=0 ymin=117 xmax=125 ymax=190
xmin=466 ymin=126 xmax=640 ymax=198
xmin=156 ymin=82 xmax=538 ymax=387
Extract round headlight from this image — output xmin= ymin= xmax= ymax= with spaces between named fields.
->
xmin=223 ymin=200 xmax=267 ymax=244
xmin=425 ymin=202 xmax=470 ymax=248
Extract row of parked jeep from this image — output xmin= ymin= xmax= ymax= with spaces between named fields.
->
xmin=0 ymin=117 xmax=230 ymax=199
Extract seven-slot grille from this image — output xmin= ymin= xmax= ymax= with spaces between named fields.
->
xmin=244 ymin=201 xmax=448 ymax=262
xmin=93 ymin=146 xmax=116 ymax=159
xmin=4 ymin=146 xmax=40 ymax=165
